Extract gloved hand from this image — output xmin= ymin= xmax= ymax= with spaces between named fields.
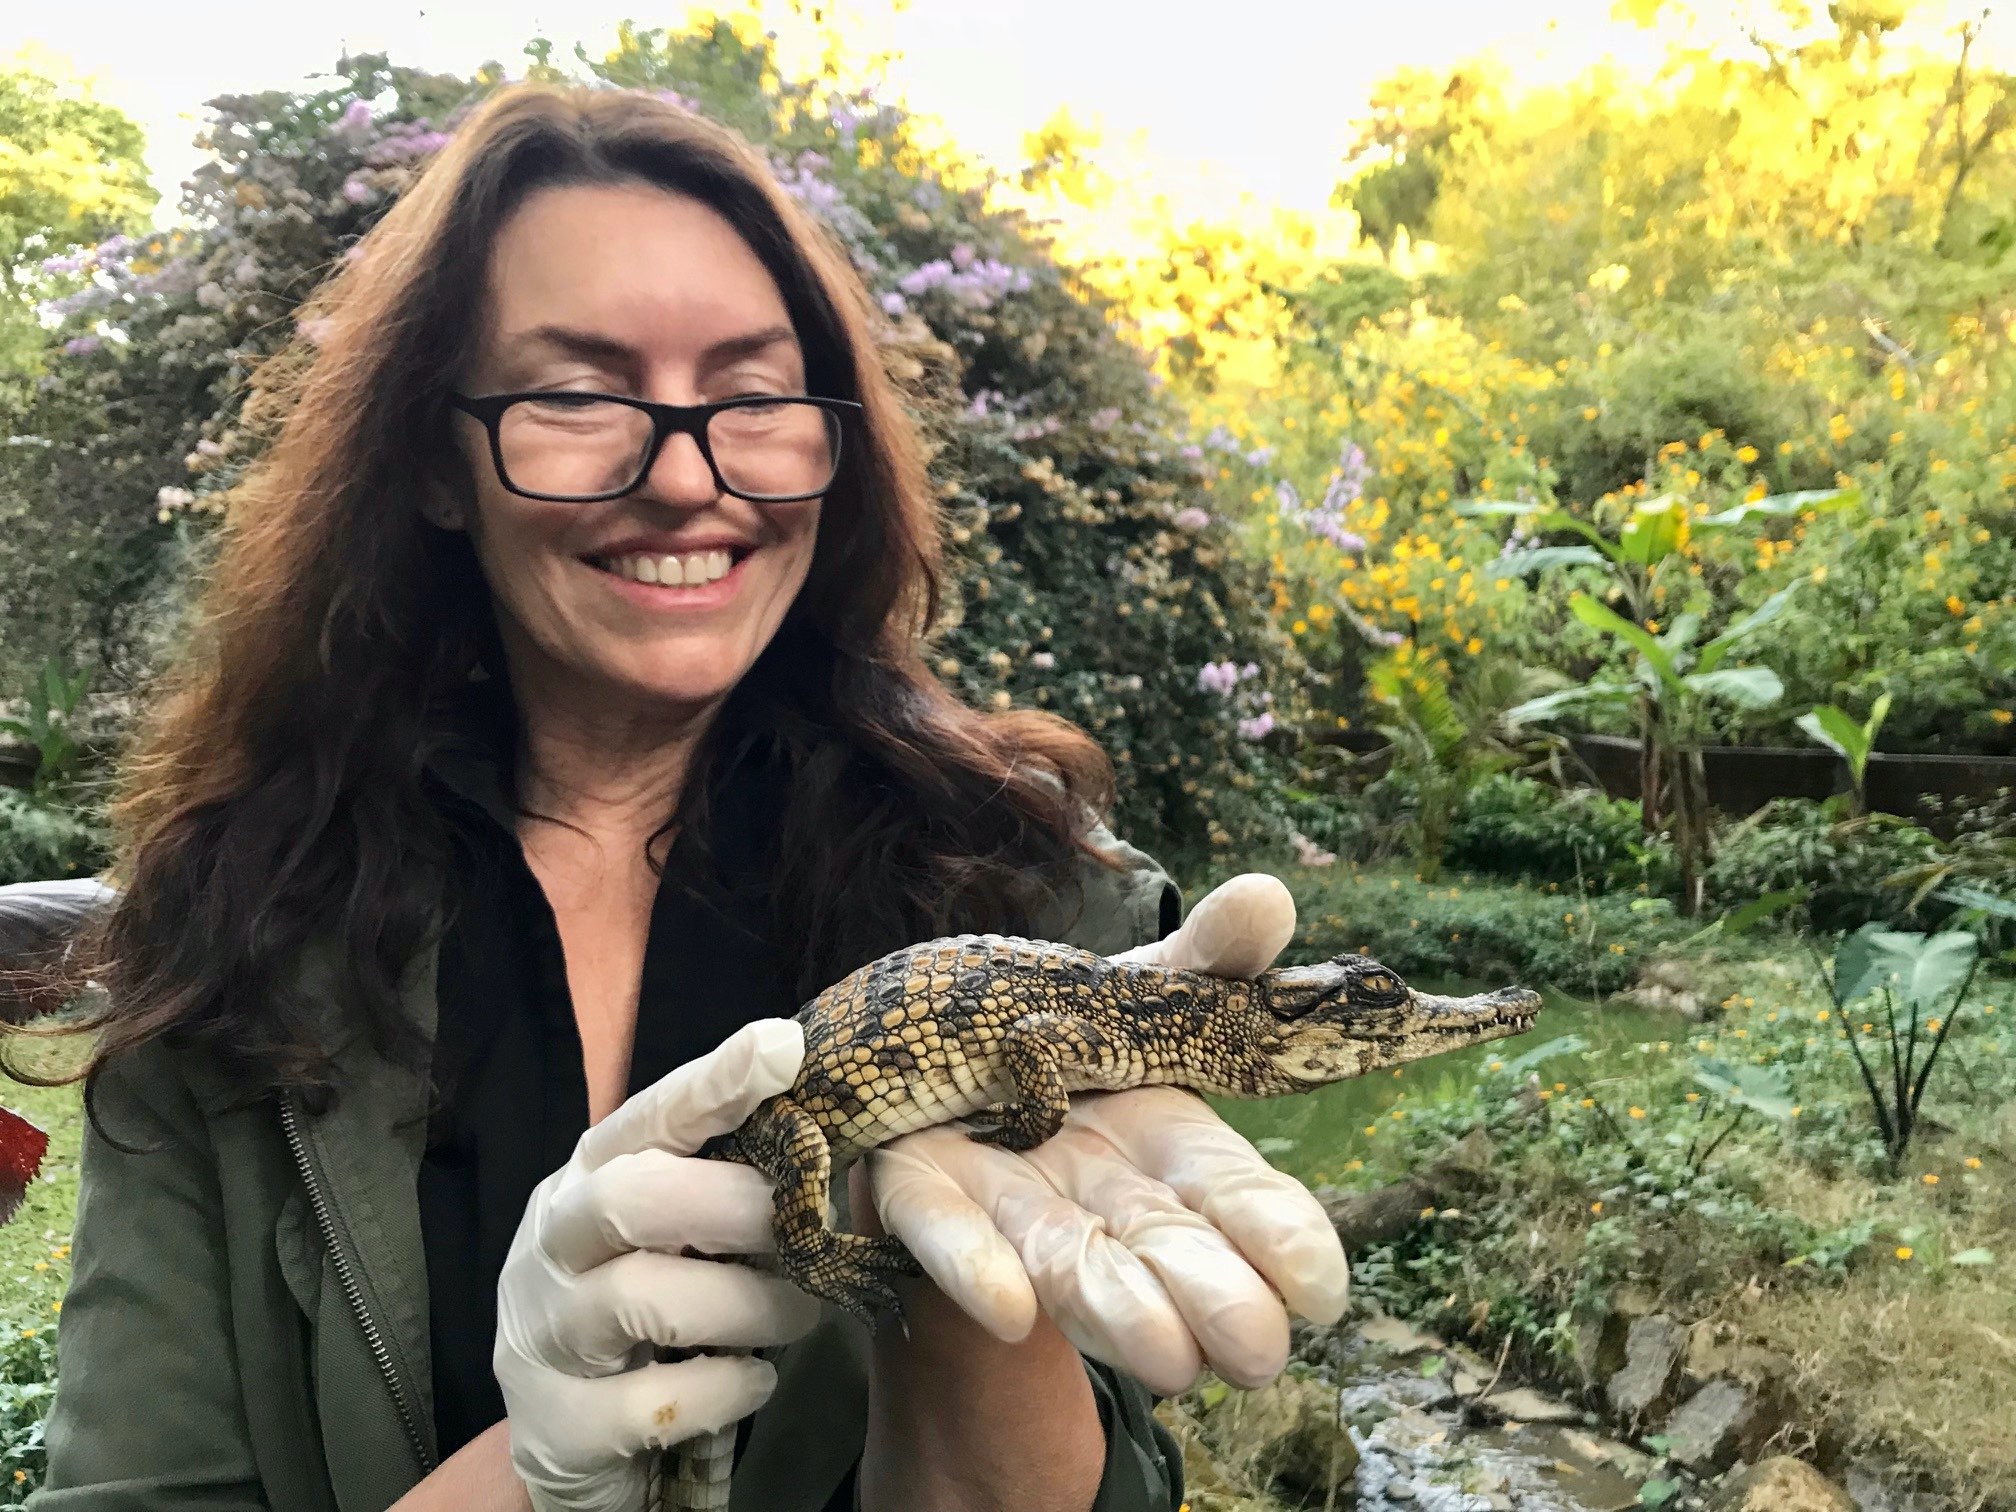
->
xmin=862 ymin=873 xmax=1351 ymax=1397
xmin=494 ymin=1018 xmax=823 ymax=1512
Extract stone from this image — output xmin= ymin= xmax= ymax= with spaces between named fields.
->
xmin=1357 ymin=1312 xmax=1446 ymax=1357
xmin=1572 ymin=1307 xmax=1631 ymax=1388
xmin=1475 ymin=1386 xmax=1584 ymax=1424
xmin=1605 ymin=1313 xmax=1687 ymax=1423
xmin=1708 ymin=1456 xmax=1856 ymax=1512
xmin=1205 ymin=1372 xmax=1361 ymax=1501
xmin=1665 ymin=1378 xmax=1760 ymax=1473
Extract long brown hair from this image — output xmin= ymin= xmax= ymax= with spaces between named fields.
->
xmin=38 ymin=85 xmax=1114 ymax=1105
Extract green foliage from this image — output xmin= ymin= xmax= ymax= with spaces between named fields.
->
xmin=1280 ymin=864 xmax=1686 ymax=998
xmin=1362 ymin=647 xmax=1535 ymax=879
xmin=0 ymin=660 xmax=90 ymax=798
xmin=1796 ymin=694 xmax=1891 ymax=810
xmin=0 ymin=789 xmax=107 ymax=887
xmin=1706 ymin=799 xmax=1943 ymax=934
xmin=1447 ymin=773 xmax=1671 ymax=893
xmin=0 ymin=1318 xmax=56 ymax=1503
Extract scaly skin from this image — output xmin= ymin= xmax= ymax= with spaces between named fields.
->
xmin=661 ymin=934 xmax=1542 ymax=1510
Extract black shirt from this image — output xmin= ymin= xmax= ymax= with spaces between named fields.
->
xmin=417 ymin=713 xmax=826 ymax=1487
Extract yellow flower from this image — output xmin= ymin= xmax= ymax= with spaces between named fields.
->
xmin=1965 ymin=1157 xmax=1982 ymax=1170
xmin=1579 ymin=1097 xmax=1595 ymax=1108
xmin=1810 ymin=565 xmax=1828 ymax=583
xmin=1817 ymin=1010 xmax=1831 ymax=1022
xmin=1828 ymin=414 xmax=1853 ymax=444
xmin=1895 ymin=1246 xmax=1914 ymax=1261
xmin=1589 ymin=1201 xmax=1604 ymax=1214
xmin=1991 ymin=710 xmax=2013 ymax=726
xmin=1363 ymin=1125 xmax=1378 ymax=1136
xmin=1923 ymin=1173 xmax=1940 ymax=1185
xmin=1582 ymin=406 xmax=1600 ymax=421
xmin=1628 ymin=1106 xmax=1646 ymax=1119
xmin=1947 ymin=595 xmax=1966 ymax=617
xmin=1685 ymin=1092 xmax=1701 ymax=1103
xmin=1735 ymin=444 xmax=1759 ymax=464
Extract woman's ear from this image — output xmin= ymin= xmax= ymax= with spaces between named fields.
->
xmin=419 ymin=486 xmax=466 ymax=531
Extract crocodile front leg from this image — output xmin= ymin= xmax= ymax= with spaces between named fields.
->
xmin=736 ymin=1096 xmax=920 ymax=1329
xmin=964 ymin=1013 xmax=1102 ymax=1153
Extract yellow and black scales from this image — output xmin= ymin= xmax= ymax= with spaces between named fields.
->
xmin=659 ymin=933 xmax=1544 ymax=1510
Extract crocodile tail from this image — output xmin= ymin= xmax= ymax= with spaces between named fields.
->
xmin=659 ymin=1429 xmax=736 ymax=1511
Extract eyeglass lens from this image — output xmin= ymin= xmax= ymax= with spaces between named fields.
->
xmin=496 ymin=396 xmax=841 ymax=500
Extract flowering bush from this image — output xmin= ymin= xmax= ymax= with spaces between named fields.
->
xmin=7 ymin=30 xmax=1297 ymax=856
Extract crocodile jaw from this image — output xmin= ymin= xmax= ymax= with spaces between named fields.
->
xmin=1265 ymin=984 xmax=1543 ymax=1087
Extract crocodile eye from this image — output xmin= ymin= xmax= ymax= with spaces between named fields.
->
xmin=1362 ymin=974 xmax=1395 ymax=996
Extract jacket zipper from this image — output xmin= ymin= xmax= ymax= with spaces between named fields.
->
xmin=279 ymin=1092 xmax=438 ymax=1475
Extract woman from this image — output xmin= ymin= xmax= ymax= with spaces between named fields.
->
xmin=28 ymin=86 xmax=1347 ymax=1512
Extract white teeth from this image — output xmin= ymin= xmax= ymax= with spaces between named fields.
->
xmin=607 ymin=550 xmax=738 ymax=585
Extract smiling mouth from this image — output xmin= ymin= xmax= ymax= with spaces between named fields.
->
xmin=584 ymin=547 xmax=751 ymax=587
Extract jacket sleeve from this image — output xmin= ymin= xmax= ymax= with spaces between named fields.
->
xmin=31 ymin=1042 xmax=269 ymax=1511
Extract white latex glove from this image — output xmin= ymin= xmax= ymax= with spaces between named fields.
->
xmin=863 ymin=873 xmax=1351 ymax=1397
xmin=495 ymin=1019 xmax=824 ymax=1512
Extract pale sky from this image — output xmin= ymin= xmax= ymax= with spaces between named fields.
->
xmin=8 ymin=0 xmax=2014 ymax=229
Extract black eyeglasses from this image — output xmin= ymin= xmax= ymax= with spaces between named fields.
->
xmin=448 ymin=391 xmax=864 ymax=504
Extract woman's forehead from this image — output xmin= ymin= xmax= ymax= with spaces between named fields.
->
xmin=480 ymin=181 xmax=797 ymax=362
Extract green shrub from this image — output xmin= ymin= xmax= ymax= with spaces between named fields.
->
xmin=1706 ymin=799 xmax=1943 ymax=934
xmin=1281 ymin=864 xmax=1685 ymax=998
xmin=1447 ymin=774 xmax=1674 ymax=894
xmin=0 ymin=1319 xmax=55 ymax=1504
xmin=0 ymin=790 xmax=107 ymax=887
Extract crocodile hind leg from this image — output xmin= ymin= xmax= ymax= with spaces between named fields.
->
xmin=965 ymin=1013 xmax=1093 ymax=1153
xmin=736 ymin=1095 xmax=920 ymax=1329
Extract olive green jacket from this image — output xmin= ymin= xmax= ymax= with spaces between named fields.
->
xmin=31 ymin=832 xmax=1185 ymax=1512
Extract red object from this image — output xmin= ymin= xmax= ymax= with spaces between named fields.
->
xmin=0 ymin=1105 xmax=50 ymax=1226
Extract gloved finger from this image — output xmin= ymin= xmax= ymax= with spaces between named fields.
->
xmin=1021 ymin=1126 xmax=1289 ymax=1388
xmin=872 ymin=1126 xmax=1202 ymax=1395
xmin=577 ymin=1018 xmax=804 ymax=1170
xmin=543 ymin=1151 xmax=780 ymax=1271
xmin=515 ymin=1352 xmax=781 ymax=1458
xmin=867 ymin=1130 xmax=1038 ymax=1343
xmin=1106 ymin=873 xmax=1295 ymax=979
xmin=515 ymin=1250 xmax=821 ymax=1373
xmin=1066 ymin=1088 xmax=1349 ymax=1326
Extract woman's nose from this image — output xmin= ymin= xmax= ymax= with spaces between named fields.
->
xmin=637 ymin=427 xmax=720 ymax=506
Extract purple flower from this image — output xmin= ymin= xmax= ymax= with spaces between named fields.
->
xmin=949 ymin=243 xmax=976 ymax=270
xmin=1031 ymin=651 xmax=1056 ymax=670
xmin=653 ymin=89 xmax=701 ymax=112
xmin=879 ymin=291 xmax=908 ymax=316
xmin=342 ymin=174 xmax=375 ymax=205
xmin=1179 ymin=444 xmax=1203 ymax=462
xmin=1089 ymin=407 xmax=1122 ymax=432
xmin=62 ymin=335 xmax=101 ymax=356
xmin=1244 ymin=447 xmax=1274 ymax=467
xmin=1173 ymin=507 xmax=1212 ymax=530
xmin=1237 ymin=712 xmax=1276 ymax=741
xmin=338 ymin=99 xmax=374 ymax=135
xmin=40 ymin=253 xmax=85 ymax=275
xmin=1196 ymin=661 xmax=1241 ymax=697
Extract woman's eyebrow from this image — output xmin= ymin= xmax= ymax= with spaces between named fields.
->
xmin=506 ymin=323 xmax=800 ymax=367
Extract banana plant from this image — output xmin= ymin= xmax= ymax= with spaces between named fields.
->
xmin=1461 ymin=489 xmax=1852 ymax=913
xmin=1795 ymin=693 xmax=1891 ymax=815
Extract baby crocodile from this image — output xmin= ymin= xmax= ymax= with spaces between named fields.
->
xmin=659 ymin=934 xmax=1541 ymax=1509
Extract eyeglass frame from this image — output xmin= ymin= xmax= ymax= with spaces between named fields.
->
xmin=447 ymin=390 xmax=865 ymax=504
